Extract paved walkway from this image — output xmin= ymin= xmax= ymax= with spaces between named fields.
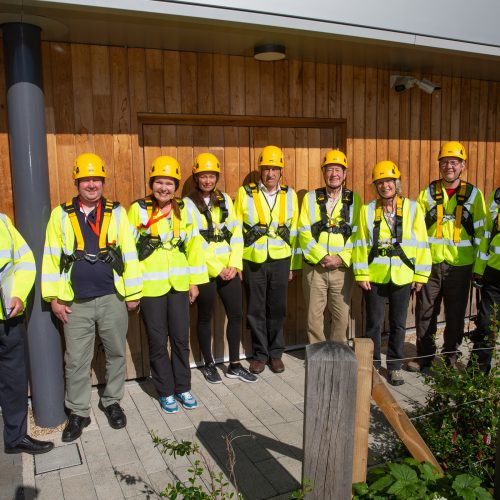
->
xmin=5 ymin=345 xmax=432 ymax=500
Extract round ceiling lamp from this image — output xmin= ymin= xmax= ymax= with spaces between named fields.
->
xmin=254 ymin=44 xmax=286 ymax=61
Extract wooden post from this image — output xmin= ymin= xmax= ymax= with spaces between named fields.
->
xmin=303 ymin=341 xmax=358 ymax=499
xmin=352 ymin=338 xmax=374 ymax=484
xmin=371 ymin=370 xmax=444 ymax=474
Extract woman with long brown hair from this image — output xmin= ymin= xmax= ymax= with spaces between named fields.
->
xmin=188 ymin=153 xmax=257 ymax=384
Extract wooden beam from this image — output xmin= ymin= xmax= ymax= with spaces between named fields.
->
xmin=352 ymin=339 xmax=374 ymax=484
xmin=138 ymin=112 xmax=344 ymax=129
xmin=371 ymin=370 xmax=443 ymax=474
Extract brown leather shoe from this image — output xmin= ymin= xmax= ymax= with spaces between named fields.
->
xmin=249 ymin=359 xmax=266 ymax=374
xmin=269 ymin=358 xmax=285 ymax=373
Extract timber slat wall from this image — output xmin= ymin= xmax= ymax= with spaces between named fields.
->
xmin=0 ymin=41 xmax=499 ymax=381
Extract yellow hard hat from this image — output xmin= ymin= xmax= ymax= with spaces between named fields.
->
xmin=149 ymin=156 xmax=181 ymax=181
xmin=73 ymin=153 xmax=107 ymax=180
xmin=322 ymin=150 xmax=348 ymax=169
xmin=192 ymin=153 xmax=221 ymax=175
xmin=438 ymin=141 xmax=467 ymax=161
xmin=372 ymin=161 xmax=401 ymax=183
xmin=258 ymin=145 xmax=284 ymax=169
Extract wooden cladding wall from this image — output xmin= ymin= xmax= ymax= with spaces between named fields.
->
xmin=0 ymin=41 xmax=499 ymax=379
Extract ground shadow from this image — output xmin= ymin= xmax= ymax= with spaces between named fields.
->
xmin=196 ymin=419 xmax=302 ymax=499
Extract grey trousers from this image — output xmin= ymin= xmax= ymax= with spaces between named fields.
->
xmin=63 ymin=294 xmax=128 ymax=417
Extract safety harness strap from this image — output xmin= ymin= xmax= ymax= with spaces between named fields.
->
xmin=63 ymin=198 xmax=114 ymax=251
xmin=368 ymin=196 xmax=414 ymax=271
xmin=311 ymin=187 xmax=354 ymax=243
xmin=426 ymin=180 xmax=473 ymax=242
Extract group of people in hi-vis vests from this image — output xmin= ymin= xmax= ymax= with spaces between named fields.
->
xmin=0 ymin=140 xmax=498 ymax=454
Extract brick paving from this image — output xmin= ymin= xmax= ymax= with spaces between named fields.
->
xmin=3 ymin=345 xmax=440 ymax=500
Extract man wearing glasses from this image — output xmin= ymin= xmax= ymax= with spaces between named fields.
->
xmin=407 ymin=142 xmax=486 ymax=373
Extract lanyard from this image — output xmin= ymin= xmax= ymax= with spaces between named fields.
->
xmin=143 ymin=206 xmax=172 ymax=230
xmin=79 ymin=199 xmax=102 ymax=237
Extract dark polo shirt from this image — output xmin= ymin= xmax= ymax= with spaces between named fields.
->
xmin=70 ymin=197 xmax=115 ymax=300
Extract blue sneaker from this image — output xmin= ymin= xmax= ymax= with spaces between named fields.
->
xmin=175 ymin=391 xmax=198 ymax=410
xmin=159 ymin=395 xmax=179 ymax=414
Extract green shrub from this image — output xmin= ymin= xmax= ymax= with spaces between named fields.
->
xmin=352 ymin=458 xmax=493 ymax=499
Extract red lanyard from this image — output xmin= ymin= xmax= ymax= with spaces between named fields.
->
xmin=143 ymin=206 xmax=172 ymax=230
xmin=79 ymin=199 xmax=102 ymax=237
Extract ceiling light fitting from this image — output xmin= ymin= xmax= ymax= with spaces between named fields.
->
xmin=254 ymin=44 xmax=286 ymax=61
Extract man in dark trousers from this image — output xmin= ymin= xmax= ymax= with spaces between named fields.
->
xmin=1 ymin=213 xmax=53 ymax=455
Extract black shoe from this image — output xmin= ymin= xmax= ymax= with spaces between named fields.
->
xmin=201 ymin=362 xmax=222 ymax=384
xmin=103 ymin=403 xmax=127 ymax=429
xmin=226 ymin=363 xmax=258 ymax=383
xmin=5 ymin=435 xmax=54 ymax=455
xmin=62 ymin=414 xmax=91 ymax=442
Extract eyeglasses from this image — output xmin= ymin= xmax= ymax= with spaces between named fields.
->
xmin=439 ymin=160 xmax=462 ymax=168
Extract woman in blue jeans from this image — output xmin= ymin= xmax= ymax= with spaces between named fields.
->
xmin=352 ymin=161 xmax=431 ymax=385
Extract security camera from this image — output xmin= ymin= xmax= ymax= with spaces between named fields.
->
xmin=415 ymin=78 xmax=441 ymax=94
xmin=390 ymin=75 xmax=441 ymax=94
xmin=390 ymin=75 xmax=417 ymax=93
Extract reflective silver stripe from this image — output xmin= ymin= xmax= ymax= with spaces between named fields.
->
xmin=414 ymin=264 xmax=431 ymax=272
xmin=293 ymin=247 xmax=302 ymax=255
xmin=299 ymin=224 xmax=312 ymax=233
xmin=290 ymin=228 xmax=298 ymax=237
xmin=231 ymin=236 xmax=244 ymax=245
xmin=122 ymin=251 xmax=138 ymax=262
xmin=15 ymin=262 xmax=36 ymax=271
xmin=0 ymin=249 xmax=11 ymax=258
xmin=303 ymin=239 xmax=317 ymax=256
xmin=308 ymin=191 xmax=319 ymax=223
xmin=226 ymin=219 xmax=239 ymax=231
xmin=351 ymin=224 xmax=358 ymax=234
xmin=320 ymin=243 xmax=345 ymax=253
xmin=124 ymin=277 xmax=142 ymax=287
xmin=353 ymin=239 xmax=368 ymax=248
xmin=491 ymin=246 xmax=500 ymax=255
xmin=41 ymin=273 xmax=60 ymax=282
xmin=61 ymin=209 xmax=68 ymax=245
xmin=44 ymin=245 xmax=61 ymax=257
xmin=253 ymin=242 xmax=267 ymax=251
xmin=428 ymin=237 xmax=472 ymax=247
xmin=477 ymin=251 xmax=490 ymax=260
xmin=372 ymin=257 xmax=404 ymax=266
xmin=473 ymin=219 xmax=484 ymax=229
xmin=474 ymin=237 xmax=482 ymax=246
xmin=113 ymin=207 xmax=121 ymax=246
xmin=353 ymin=262 xmax=369 ymax=270
xmin=189 ymin=265 xmax=207 ymax=275
xmin=13 ymin=244 xmax=31 ymax=259
xmin=213 ymin=246 xmax=231 ymax=255
xmin=483 ymin=230 xmax=491 ymax=238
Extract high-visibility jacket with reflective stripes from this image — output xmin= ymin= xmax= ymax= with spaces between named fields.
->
xmin=42 ymin=200 xmax=143 ymax=302
xmin=352 ymin=198 xmax=432 ymax=285
xmin=417 ymin=181 xmax=486 ymax=266
xmin=474 ymin=188 xmax=500 ymax=275
xmin=298 ymin=188 xmax=362 ymax=266
xmin=186 ymin=192 xmax=243 ymax=278
xmin=128 ymin=197 xmax=208 ymax=296
xmin=234 ymin=184 xmax=301 ymax=270
xmin=0 ymin=214 xmax=36 ymax=320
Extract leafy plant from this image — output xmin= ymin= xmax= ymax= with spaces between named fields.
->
xmin=352 ymin=458 xmax=493 ymax=499
xmin=151 ymin=431 xmax=242 ymax=499
xmin=410 ymin=307 xmax=499 ymax=489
